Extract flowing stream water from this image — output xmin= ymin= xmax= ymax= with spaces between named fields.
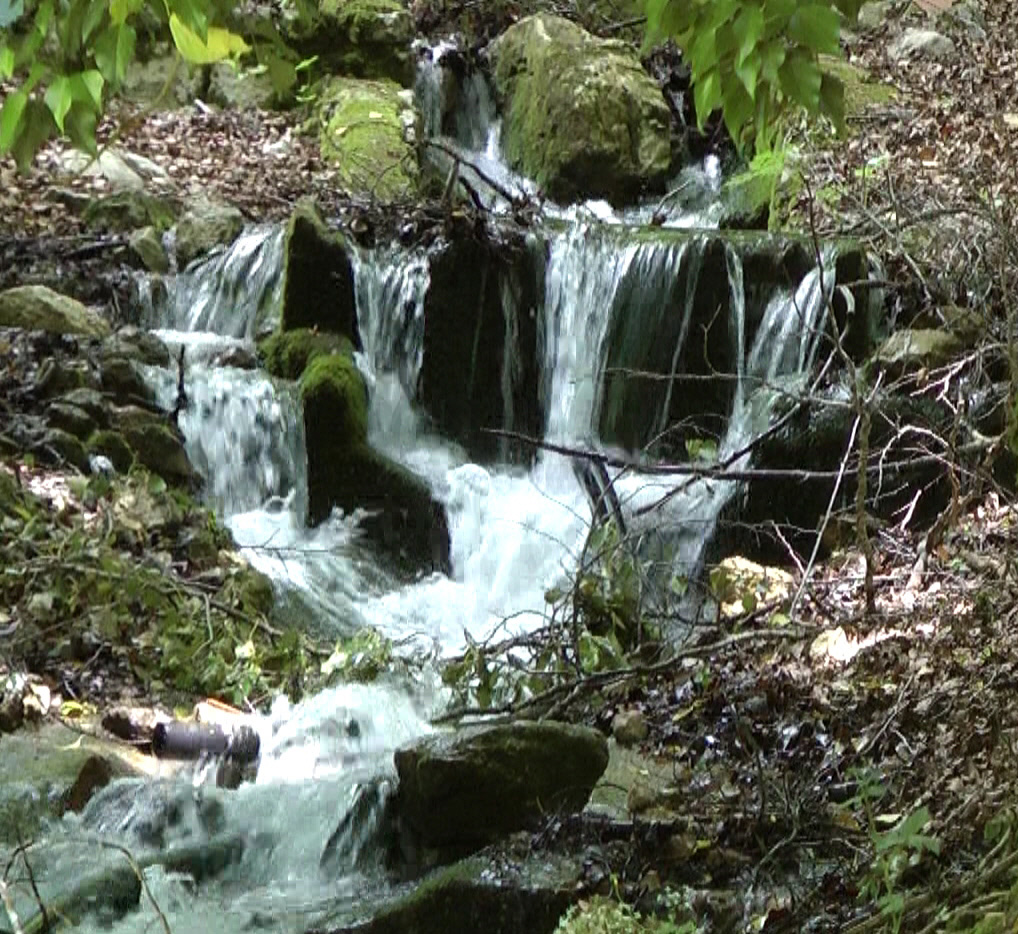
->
xmin=2 ymin=55 xmax=841 ymax=934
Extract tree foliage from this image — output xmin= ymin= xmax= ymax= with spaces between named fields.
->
xmin=643 ymin=0 xmax=868 ymax=150
xmin=0 ymin=0 xmax=301 ymax=169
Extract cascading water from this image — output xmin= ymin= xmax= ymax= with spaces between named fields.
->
xmin=3 ymin=42 xmax=852 ymax=934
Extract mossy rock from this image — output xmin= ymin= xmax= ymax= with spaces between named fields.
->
xmin=488 ymin=14 xmax=671 ymax=204
xmin=175 ymin=199 xmax=246 ymax=269
xmin=89 ymin=430 xmax=135 ymax=473
xmin=39 ymin=428 xmax=90 ymax=472
xmin=300 ymin=352 xmax=369 ymax=445
xmin=46 ymin=402 xmax=98 ymax=440
xmin=316 ymin=76 xmax=419 ymax=202
xmin=280 ymin=202 xmax=359 ymax=340
xmin=122 ymin=423 xmax=194 ymax=484
xmin=0 ymin=285 xmax=111 ymax=338
xmin=287 ymin=0 xmax=414 ymax=85
xmin=81 ymin=190 xmax=180 ymax=233
xmin=128 ymin=225 xmax=170 ymax=273
xmin=103 ymin=326 xmax=172 ymax=368
xmin=34 ymin=358 xmax=100 ymax=397
xmin=101 ymin=356 xmax=156 ymax=405
xmin=259 ymin=328 xmax=354 ymax=380
xmin=60 ymin=388 xmax=111 ymax=427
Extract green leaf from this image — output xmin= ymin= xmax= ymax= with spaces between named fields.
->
xmin=788 ymin=3 xmax=841 ymax=55
xmin=109 ymin=0 xmax=141 ymax=26
xmin=78 ymin=69 xmax=104 ymax=108
xmin=166 ymin=0 xmax=208 ymax=40
xmin=44 ymin=76 xmax=74 ymax=131
xmin=94 ymin=23 xmax=137 ymax=85
xmin=9 ymin=99 xmax=56 ymax=170
xmin=733 ymin=4 xmax=764 ymax=66
xmin=81 ymin=0 xmax=106 ymax=43
xmin=735 ymin=47 xmax=761 ymax=100
xmin=779 ymin=51 xmax=823 ymax=112
xmin=722 ymin=78 xmax=754 ymax=146
xmin=64 ymin=99 xmax=98 ymax=154
xmin=693 ymin=67 xmax=722 ymax=127
xmin=169 ymin=14 xmax=250 ymax=64
xmin=0 ymin=45 xmax=14 ymax=79
xmin=0 ymin=89 xmax=27 ymax=151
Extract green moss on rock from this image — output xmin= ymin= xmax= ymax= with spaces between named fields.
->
xmin=316 ymin=76 xmax=419 ymax=202
xmin=82 ymin=190 xmax=180 ymax=233
xmin=89 ymin=430 xmax=135 ymax=473
xmin=280 ymin=202 xmax=359 ymax=339
xmin=122 ymin=423 xmax=194 ymax=484
xmin=300 ymin=353 xmax=369 ymax=445
xmin=489 ymin=14 xmax=671 ymax=204
xmin=0 ymin=285 xmax=111 ymax=338
xmin=259 ymin=328 xmax=354 ymax=380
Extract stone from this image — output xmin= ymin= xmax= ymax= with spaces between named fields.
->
xmin=316 ymin=76 xmax=419 ymax=202
xmin=394 ymin=721 xmax=609 ymax=851
xmin=420 ymin=232 xmax=543 ymax=463
xmin=35 ymin=358 xmax=100 ymax=397
xmin=39 ymin=428 xmax=90 ymax=471
xmin=259 ymin=327 xmax=354 ymax=381
xmin=101 ymin=355 xmax=156 ymax=404
xmin=285 ymin=0 xmax=414 ymax=85
xmin=611 ymin=709 xmax=649 ymax=747
xmin=488 ymin=14 xmax=672 ymax=204
xmin=888 ymin=28 xmax=956 ymax=61
xmin=121 ymin=47 xmax=204 ymax=105
xmin=0 ymin=285 xmax=111 ymax=338
xmin=207 ymin=63 xmax=282 ymax=110
xmin=103 ymin=325 xmax=172 ymax=367
xmin=872 ymin=328 xmax=963 ymax=373
xmin=46 ymin=401 xmax=97 ymax=439
xmin=57 ymin=147 xmax=170 ymax=191
xmin=280 ymin=202 xmax=358 ymax=339
xmin=88 ymin=429 xmax=135 ymax=473
xmin=81 ymin=190 xmax=180 ymax=233
xmin=211 ymin=345 xmax=259 ymax=369
xmin=129 ymin=225 xmax=170 ymax=273
xmin=175 ymin=199 xmax=246 ymax=269
xmin=122 ymin=422 xmax=195 ymax=484
xmin=60 ymin=389 xmax=110 ymax=427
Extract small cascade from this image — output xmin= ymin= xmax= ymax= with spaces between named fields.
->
xmin=165 ymin=225 xmax=286 ymax=338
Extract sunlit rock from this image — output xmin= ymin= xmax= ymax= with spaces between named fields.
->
xmin=488 ymin=14 xmax=671 ymax=205
xmin=316 ymin=76 xmax=420 ymax=202
xmin=0 ymin=285 xmax=110 ymax=338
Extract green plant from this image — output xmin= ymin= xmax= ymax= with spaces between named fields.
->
xmin=643 ymin=0 xmax=868 ymax=151
xmin=843 ymin=767 xmax=941 ymax=933
xmin=0 ymin=0 xmax=301 ymax=167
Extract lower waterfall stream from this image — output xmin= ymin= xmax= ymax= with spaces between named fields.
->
xmin=1 ymin=211 xmax=838 ymax=933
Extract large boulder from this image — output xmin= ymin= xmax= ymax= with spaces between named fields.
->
xmin=488 ymin=14 xmax=671 ymax=204
xmin=300 ymin=353 xmax=451 ymax=573
xmin=280 ymin=203 xmax=359 ymax=340
xmin=175 ymin=199 xmax=246 ymax=269
xmin=285 ymin=0 xmax=414 ymax=85
xmin=317 ymin=77 xmax=419 ymax=202
xmin=259 ymin=327 xmax=354 ymax=380
xmin=393 ymin=721 xmax=609 ymax=852
xmin=420 ymin=230 xmax=543 ymax=463
xmin=0 ymin=285 xmax=111 ymax=338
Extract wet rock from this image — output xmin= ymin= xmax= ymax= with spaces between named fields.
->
xmin=420 ymin=232 xmax=543 ymax=463
xmin=0 ymin=687 xmax=24 ymax=734
xmin=60 ymin=388 xmax=111 ymax=427
xmin=211 ymin=344 xmax=259 ymax=369
xmin=63 ymin=755 xmax=118 ymax=813
xmin=129 ymin=225 xmax=170 ymax=273
xmin=208 ymin=62 xmax=282 ymax=110
xmin=300 ymin=353 xmax=451 ymax=572
xmin=317 ymin=77 xmax=419 ymax=202
xmin=889 ymin=27 xmax=956 ymax=61
xmin=103 ymin=325 xmax=172 ymax=367
xmin=489 ymin=14 xmax=671 ymax=204
xmin=611 ymin=709 xmax=648 ymax=747
xmin=39 ymin=427 xmax=90 ymax=471
xmin=81 ymin=189 xmax=180 ymax=233
xmin=394 ymin=721 xmax=609 ymax=852
xmin=35 ymin=357 xmax=100 ymax=397
xmin=0 ymin=285 xmax=111 ymax=338
xmin=286 ymin=0 xmax=414 ymax=85
xmin=335 ymin=846 xmax=580 ymax=934
xmin=101 ymin=355 xmax=156 ymax=404
xmin=280 ymin=202 xmax=358 ymax=340
xmin=259 ymin=327 xmax=354 ymax=380
xmin=46 ymin=401 xmax=97 ymax=439
xmin=175 ymin=198 xmax=246 ymax=269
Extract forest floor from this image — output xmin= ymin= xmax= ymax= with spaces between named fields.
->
xmin=2 ymin=1 xmax=1018 ymax=932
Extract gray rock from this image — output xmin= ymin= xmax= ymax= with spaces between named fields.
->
xmin=211 ymin=345 xmax=258 ymax=369
xmin=889 ymin=28 xmax=956 ymax=61
xmin=0 ymin=285 xmax=110 ymax=337
xmin=35 ymin=358 xmax=100 ymax=397
xmin=122 ymin=422 xmax=194 ymax=484
xmin=489 ymin=14 xmax=672 ymax=204
xmin=611 ymin=709 xmax=649 ymax=747
xmin=46 ymin=401 xmax=97 ymax=439
xmin=175 ymin=199 xmax=246 ymax=269
xmin=39 ymin=428 xmax=90 ymax=471
xmin=103 ymin=326 xmax=172 ymax=367
xmin=60 ymin=388 xmax=111 ymax=427
xmin=129 ymin=225 xmax=170 ymax=273
xmin=394 ymin=720 xmax=608 ymax=851
xmin=872 ymin=328 xmax=963 ymax=372
xmin=101 ymin=355 xmax=156 ymax=404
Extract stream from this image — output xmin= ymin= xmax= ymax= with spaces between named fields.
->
xmin=1 ymin=50 xmax=841 ymax=934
